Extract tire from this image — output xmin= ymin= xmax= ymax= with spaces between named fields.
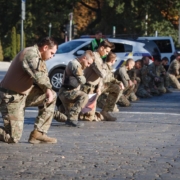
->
xmin=49 ymin=69 xmax=64 ymax=92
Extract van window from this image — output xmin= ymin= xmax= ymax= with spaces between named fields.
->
xmin=112 ymin=43 xmax=133 ymax=53
xmin=153 ymin=40 xmax=172 ymax=53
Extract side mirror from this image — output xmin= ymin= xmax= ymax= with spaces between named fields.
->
xmin=76 ymin=50 xmax=85 ymax=56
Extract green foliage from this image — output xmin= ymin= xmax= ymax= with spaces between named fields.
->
xmin=23 ymin=32 xmax=26 ymax=48
xmin=0 ymin=40 xmax=4 ymax=61
xmin=0 ymin=0 xmax=180 ymax=52
xmin=16 ymin=34 xmax=20 ymax=53
xmin=11 ymin=26 xmax=16 ymax=60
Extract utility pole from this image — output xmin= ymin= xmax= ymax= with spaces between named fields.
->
xmin=145 ymin=13 xmax=148 ymax=36
xmin=69 ymin=12 xmax=73 ymax=41
xmin=21 ymin=0 xmax=26 ymax=50
xmin=113 ymin=26 xmax=116 ymax=38
xmin=49 ymin=23 xmax=52 ymax=37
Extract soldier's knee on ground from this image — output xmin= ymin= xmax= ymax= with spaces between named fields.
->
xmin=129 ymin=92 xmax=139 ymax=102
xmin=53 ymin=111 xmax=67 ymax=122
xmin=0 ymin=127 xmax=18 ymax=143
xmin=117 ymin=95 xmax=131 ymax=107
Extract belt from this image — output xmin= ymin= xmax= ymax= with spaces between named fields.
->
xmin=0 ymin=87 xmax=17 ymax=94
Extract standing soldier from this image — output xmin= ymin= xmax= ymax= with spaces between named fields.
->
xmin=58 ymin=50 xmax=94 ymax=127
xmin=168 ymin=51 xmax=180 ymax=89
xmin=0 ymin=37 xmax=63 ymax=144
xmin=90 ymin=31 xmax=103 ymax=52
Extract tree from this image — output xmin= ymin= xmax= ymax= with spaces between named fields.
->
xmin=11 ymin=26 xmax=16 ymax=60
xmin=16 ymin=34 xmax=20 ymax=53
xmin=0 ymin=40 xmax=4 ymax=61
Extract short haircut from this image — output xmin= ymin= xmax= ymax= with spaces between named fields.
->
xmin=106 ymin=52 xmax=117 ymax=62
xmin=162 ymin=57 xmax=168 ymax=61
xmin=99 ymin=39 xmax=115 ymax=50
xmin=37 ymin=37 xmax=58 ymax=49
xmin=141 ymin=56 xmax=149 ymax=61
xmin=154 ymin=55 xmax=161 ymax=62
xmin=125 ymin=58 xmax=134 ymax=66
xmin=84 ymin=50 xmax=95 ymax=62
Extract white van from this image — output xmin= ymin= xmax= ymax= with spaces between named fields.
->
xmin=137 ymin=36 xmax=176 ymax=63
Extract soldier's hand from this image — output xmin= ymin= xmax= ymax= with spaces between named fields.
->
xmin=46 ymin=89 xmax=54 ymax=103
xmin=119 ymin=82 xmax=125 ymax=90
xmin=129 ymin=80 xmax=134 ymax=87
xmin=96 ymin=88 xmax=101 ymax=96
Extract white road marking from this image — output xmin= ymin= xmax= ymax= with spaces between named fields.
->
xmin=118 ymin=111 xmax=180 ymax=116
xmin=25 ymin=109 xmax=180 ymax=116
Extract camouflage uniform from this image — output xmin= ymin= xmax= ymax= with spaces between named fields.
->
xmin=133 ymin=68 xmax=151 ymax=98
xmin=141 ymin=64 xmax=160 ymax=95
xmin=80 ymin=52 xmax=105 ymax=121
xmin=114 ymin=66 xmax=134 ymax=106
xmin=168 ymin=59 xmax=180 ymax=89
xmin=59 ymin=59 xmax=88 ymax=122
xmin=0 ymin=45 xmax=56 ymax=143
xmin=97 ymin=63 xmax=123 ymax=111
xmin=127 ymin=68 xmax=140 ymax=101
xmin=148 ymin=63 xmax=167 ymax=93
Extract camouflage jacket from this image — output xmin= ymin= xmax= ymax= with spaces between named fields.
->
xmin=101 ymin=63 xmax=120 ymax=85
xmin=63 ymin=59 xmax=86 ymax=88
xmin=168 ymin=59 xmax=180 ymax=76
xmin=141 ymin=65 xmax=152 ymax=88
xmin=148 ymin=63 xmax=165 ymax=78
xmin=22 ymin=45 xmax=52 ymax=92
xmin=1 ymin=45 xmax=52 ymax=94
xmin=116 ymin=65 xmax=130 ymax=87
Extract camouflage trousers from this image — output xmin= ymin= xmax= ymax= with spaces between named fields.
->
xmin=59 ymin=87 xmax=88 ymax=121
xmin=98 ymin=83 xmax=123 ymax=112
xmin=136 ymin=84 xmax=151 ymax=98
xmin=0 ymin=85 xmax=56 ymax=143
xmin=154 ymin=78 xmax=166 ymax=94
xmin=169 ymin=74 xmax=180 ymax=89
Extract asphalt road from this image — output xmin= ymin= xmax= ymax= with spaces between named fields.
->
xmin=0 ymin=63 xmax=180 ymax=180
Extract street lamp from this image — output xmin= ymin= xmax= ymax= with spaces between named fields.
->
xmin=49 ymin=23 xmax=52 ymax=37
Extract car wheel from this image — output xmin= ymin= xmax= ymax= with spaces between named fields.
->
xmin=49 ymin=69 xmax=64 ymax=92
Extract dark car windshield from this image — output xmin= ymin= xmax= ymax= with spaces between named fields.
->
xmin=136 ymin=39 xmax=161 ymax=57
xmin=56 ymin=41 xmax=86 ymax=54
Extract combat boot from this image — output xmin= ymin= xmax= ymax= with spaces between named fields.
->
xmin=54 ymin=111 xmax=67 ymax=122
xmin=100 ymin=111 xmax=117 ymax=121
xmin=28 ymin=130 xmax=57 ymax=144
xmin=65 ymin=120 xmax=84 ymax=128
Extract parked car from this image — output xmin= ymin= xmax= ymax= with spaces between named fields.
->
xmin=45 ymin=38 xmax=153 ymax=91
xmin=137 ymin=36 xmax=175 ymax=64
